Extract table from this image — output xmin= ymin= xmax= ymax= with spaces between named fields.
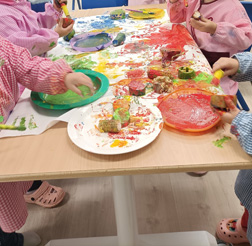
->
xmin=1 ymin=3 xmax=252 ymax=246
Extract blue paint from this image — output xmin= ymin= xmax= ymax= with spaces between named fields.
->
xmin=76 ymin=15 xmax=127 ymax=30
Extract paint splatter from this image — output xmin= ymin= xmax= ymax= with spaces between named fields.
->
xmin=0 ymin=116 xmax=3 ymax=123
xmin=0 ymin=59 xmax=5 ymax=67
xmin=20 ymin=117 xmax=26 ymax=128
xmin=213 ymin=136 xmax=231 ymax=148
xmin=28 ymin=115 xmax=38 ymax=130
xmin=110 ymin=139 xmax=128 ymax=148
xmin=12 ymin=117 xmax=18 ymax=126
xmin=49 ymin=42 xmax=56 ymax=47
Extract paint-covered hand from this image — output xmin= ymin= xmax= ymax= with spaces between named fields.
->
xmin=54 ymin=0 xmax=67 ymax=12
xmin=212 ymin=57 xmax=239 ymax=77
xmin=189 ymin=16 xmax=217 ymax=35
xmin=64 ymin=73 xmax=95 ymax=96
xmin=213 ymin=96 xmax=240 ymax=124
xmin=54 ymin=18 xmax=74 ymax=37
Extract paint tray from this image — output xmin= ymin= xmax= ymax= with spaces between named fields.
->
xmin=157 ymin=89 xmax=220 ymax=132
xmin=31 ymin=70 xmax=109 ymax=110
xmin=70 ymin=32 xmax=113 ymax=52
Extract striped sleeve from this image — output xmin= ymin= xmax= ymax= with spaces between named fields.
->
xmin=231 ymin=110 xmax=252 ymax=155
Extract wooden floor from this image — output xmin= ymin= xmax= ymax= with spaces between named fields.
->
xmin=19 ymin=82 xmax=252 ymax=246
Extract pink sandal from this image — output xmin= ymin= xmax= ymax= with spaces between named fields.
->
xmin=216 ymin=218 xmax=249 ymax=244
xmin=24 ymin=181 xmax=65 ymax=208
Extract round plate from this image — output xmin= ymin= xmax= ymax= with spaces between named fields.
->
xmin=31 ymin=70 xmax=109 ymax=110
xmin=129 ymin=8 xmax=165 ymax=19
xmin=157 ymin=89 xmax=220 ymax=132
xmin=67 ymin=96 xmax=163 ymax=155
xmin=70 ymin=32 xmax=113 ymax=52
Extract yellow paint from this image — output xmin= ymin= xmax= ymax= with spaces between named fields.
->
xmin=110 ymin=139 xmax=128 ymax=148
xmin=92 ymin=27 xmax=122 ymax=33
xmin=94 ymin=54 xmax=124 ymax=80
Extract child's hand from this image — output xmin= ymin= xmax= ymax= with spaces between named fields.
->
xmin=213 ymin=96 xmax=240 ymax=124
xmin=212 ymin=57 xmax=240 ymax=77
xmin=54 ymin=18 xmax=74 ymax=37
xmin=54 ymin=0 xmax=67 ymax=12
xmin=64 ymin=72 xmax=95 ymax=96
xmin=189 ymin=16 xmax=217 ymax=35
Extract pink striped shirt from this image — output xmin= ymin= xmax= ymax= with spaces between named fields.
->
xmin=167 ymin=0 xmax=252 ymax=94
xmin=0 ymin=36 xmax=72 ymax=232
xmin=0 ymin=0 xmax=62 ymax=56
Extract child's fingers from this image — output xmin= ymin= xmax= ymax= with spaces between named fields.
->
xmin=68 ymin=84 xmax=82 ymax=96
xmin=224 ymin=96 xmax=236 ymax=110
xmin=64 ymin=23 xmax=74 ymax=33
xmin=58 ymin=18 xmax=63 ymax=27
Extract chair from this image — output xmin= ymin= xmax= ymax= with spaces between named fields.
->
xmin=73 ymin=0 xmax=128 ymax=10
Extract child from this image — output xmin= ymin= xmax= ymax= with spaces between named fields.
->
xmin=0 ymin=0 xmax=74 ymax=56
xmin=167 ymin=0 xmax=252 ymax=95
xmin=211 ymin=52 xmax=252 ymax=245
xmin=128 ymin=0 xmax=166 ymax=6
xmin=0 ymin=35 xmax=94 ymax=246
xmin=0 ymin=0 xmax=75 ymax=207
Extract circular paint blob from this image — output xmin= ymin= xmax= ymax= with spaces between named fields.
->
xmin=157 ymin=89 xmax=220 ymax=132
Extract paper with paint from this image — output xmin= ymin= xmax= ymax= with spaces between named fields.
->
xmin=0 ymin=89 xmax=108 ymax=139
xmin=48 ymin=11 xmax=220 ymax=94
xmin=67 ymin=96 xmax=163 ymax=155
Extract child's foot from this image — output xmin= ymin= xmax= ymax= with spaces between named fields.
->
xmin=23 ymin=231 xmax=41 ymax=246
xmin=24 ymin=181 xmax=65 ymax=208
xmin=216 ymin=218 xmax=249 ymax=244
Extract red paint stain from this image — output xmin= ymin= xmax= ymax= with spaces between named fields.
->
xmin=158 ymin=92 xmax=220 ymax=132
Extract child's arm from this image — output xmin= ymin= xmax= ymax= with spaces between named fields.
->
xmin=0 ymin=16 xmax=59 ymax=56
xmin=35 ymin=3 xmax=62 ymax=30
xmin=213 ymin=52 xmax=252 ymax=82
xmin=191 ymin=10 xmax=252 ymax=51
xmin=230 ymin=110 xmax=252 ymax=155
xmin=167 ymin=0 xmax=187 ymax=23
xmin=2 ymin=38 xmax=93 ymax=95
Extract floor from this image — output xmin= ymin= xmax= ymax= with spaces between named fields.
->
xmin=18 ymin=82 xmax=252 ymax=246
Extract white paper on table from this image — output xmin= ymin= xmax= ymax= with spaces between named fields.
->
xmin=0 ymin=89 xmax=80 ymax=139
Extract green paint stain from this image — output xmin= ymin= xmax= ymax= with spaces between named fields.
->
xmin=173 ymin=72 xmax=213 ymax=84
xmin=32 ymin=45 xmax=36 ymax=50
xmin=213 ymin=136 xmax=231 ymax=148
xmin=0 ymin=116 xmax=4 ymax=123
xmin=49 ymin=41 xmax=56 ymax=47
xmin=41 ymin=85 xmax=92 ymax=105
xmin=0 ymin=59 xmax=5 ymax=67
xmin=100 ymin=50 xmax=118 ymax=59
xmin=49 ymin=54 xmax=96 ymax=70
xmin=20 ymin=117 xmax=26 ymax=128
xmin=12 ymin=117 xmax=18 ymax=126
xmin=28 ymin=115 xmax=38 ymax=130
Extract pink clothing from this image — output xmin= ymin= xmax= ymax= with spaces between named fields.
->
xmin=0 ymin=181 xmax=33 ymax=232
xmin=167 ymin=0 xmax=252 ymax=94
xmin=0 ymin=0 xmax=61 ymax=56
xmin=0 ymin=36 xmax=72 ymax=123
xmin=128 ymin=0 xmax=166 ymax=6
xmin=0 ymin=36 xmax=72 ymax=232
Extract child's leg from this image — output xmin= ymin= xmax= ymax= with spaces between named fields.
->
xmin=0 ymin=182 xmax=41 ymax=246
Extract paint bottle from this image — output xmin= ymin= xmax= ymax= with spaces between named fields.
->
xmin=60 ymin=3 xmax=75 ymax=41
xmin=112 ymin=33 xmax=126 ymax=47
